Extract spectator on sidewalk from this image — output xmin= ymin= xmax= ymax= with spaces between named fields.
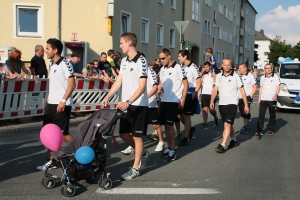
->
xmin=99 ymin=52 xmax=117 ymax=80
xmin=30 ymin=45 xmax=48 ymax=78
xmin=69 ymin=53 xmax=85 ymax=78
xmin=107 ymin=49 xmax=119 ymax=78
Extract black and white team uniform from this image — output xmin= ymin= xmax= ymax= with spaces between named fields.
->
xmin=159 ymin=61 xmax=187 ymax=125
xmin=215 ymin=71 xmax=244 ymax=125
xmin=257 ymin=73 xmax=280 ymax=132
xmin=180 ymin=62 xmax=200 ymax=115
xmin=147 ymin=67 xmax=159 ymax=124
xmin=119 ymin=53 xmax=148 ymax=136
xmin=43 ymin=57 xmax=74 ymax=135
xmin=201 ymin=72 xmax=215 ymax=108
xmin=238 ymin=72 xmax=257 ymax=119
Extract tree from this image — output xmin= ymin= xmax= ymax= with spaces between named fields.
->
xmin=266 ymin=36 xmax=295 ymax=66
xmin=293 ymin=41 xmax=300 ymax=60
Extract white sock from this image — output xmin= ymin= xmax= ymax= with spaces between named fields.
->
xmin=221 ymin=144 xmax=225 ymax=147
xmin=158 ymin=141 xmax=164 ymax=145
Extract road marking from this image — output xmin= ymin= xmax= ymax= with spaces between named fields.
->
xmin=96 ymin=188 xmax=221 ymax=195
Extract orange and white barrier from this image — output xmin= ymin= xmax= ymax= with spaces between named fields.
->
xmin=0 ymin=77 xmax=120 ymax=120
xmin=72 ymin=79 xmax=119 ymax=112
xmin=0 ymin=76 xmax=49 ymax=120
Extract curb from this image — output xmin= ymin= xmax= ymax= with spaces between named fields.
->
xmin=0 ymin=116 xmax=88 ymax=134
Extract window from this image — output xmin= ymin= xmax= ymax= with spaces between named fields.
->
xmin=192 ymin=0 xmax=200 ymax=22
xmin=204 ymin=19 xmax=211 ymax=35
xmin=169 ymin=28 xmax=175 ymax=48
xmin=205 ymin=0 xmax=212 ymax=7
xmin=214 ymin=11 xmax=217 ymax=22
xmin=141 ymin=18 xmax=149 ymax=44
xmin=121 ymin=11 xmax=131 ymax=34
xmin=236 ymin=35 xmax=239 ymax=46
xmin=13 ymin=3 xmax=44 ymax=38
xmin=236 ymin=17 xmax=240 ymax=26
xmin=218 ymin=2 xmax=223 ymax=15
xmin=156 ymin=23 xmax=164 ymax=46
xmin=170 ymin=0 xmax=176 ymax=9
xmin=218 ymin=26 xmax=222 ymax=39
xmin=158 ymin=0 xmax=164 ymax=4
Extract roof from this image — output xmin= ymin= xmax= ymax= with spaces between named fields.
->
xmin=255 ymin=30 xmax=270 ymax=41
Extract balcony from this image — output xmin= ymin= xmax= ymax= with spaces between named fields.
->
xmin=240 ymin=46 xmax=244 ymax=54
xmin=240 ymin=28 xmax=244 ymax=37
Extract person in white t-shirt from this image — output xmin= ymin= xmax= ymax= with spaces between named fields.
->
xmin=210 ymin=57 xmax=249 ymax=153
xmin=157 ymin=48 xmax=188 ymax=161
xmin=238 ymin=63 xmax=257 ymax=133
xmin=200 ymin=61 xmax=219 ymax=128
xmin=101 ymin=32 xmax=150 ymax=180
xmin=37 ymin=38 xmax=76 ymax=170
xmin=177 ymin=49 xmax=201 ymax=146
xmin=255 ymin=64 xmax=280 ymax=136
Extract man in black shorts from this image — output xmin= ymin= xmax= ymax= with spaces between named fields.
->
xmin=177 ymin=49 xmax=201 ymax=146
xmin=102 ymin=33 xmax=150 ymax=180
xmin=200 ymin=61 xmax=218 ymax=128
xmin=157 ymin=48 xmax=188 ymax=160
xmin=237 ymin=63 xmax=257 ymax=133
xmin=37 ymin=38 xmax=76 ymax=170
xmin=210 ymin=58 xmax=249 ymax=153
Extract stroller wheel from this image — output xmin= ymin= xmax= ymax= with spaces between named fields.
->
xmin=61 ymin=185 xmax=66 ymax=195
xmin=103 ymin=178 xmax=113 ymax=190
xmin=43 ymin=177 xmax=56 ymax=189
xmin=65 ymin=184 xmax=76 ymax=197
xmin=98 ymin=177 xmax=104 ymax=188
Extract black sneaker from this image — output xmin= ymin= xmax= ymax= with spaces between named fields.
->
xmin=214 ymin=118 xmax=219 ymax=126
xmin=228 ymin=140 xmax=239 ymax=149
xmin=167 ymin=149 xmax=177 ymax=161
xmin=202 ymin=123 xmax=208 ymax=128
xmin=215 ymin=144 xmax=225 ymax=153
xmin=189 ymin=127 xmax=195 ymax=140
xmin=178 ymin=137 xmax=188 ymax=146
xmin=255 ymin=132 xmax=263 ymax=136
xmin=162 ymin=147 xmax=171 ymax=158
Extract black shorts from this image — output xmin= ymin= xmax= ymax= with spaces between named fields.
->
xmin=147 ymin=107 xmax=159 ymax=124
xmin=43 ymin=103 xmax=72 ymax=135
xmin=238 ymin=96 xmax=252 ymax=119
xmin=179 ymin=94 xmax=195 ymax=115
xmin=201 ymin=94 xmax=216 ymax=108
xmin=219 ymin=104 xmax=237 ymax=125
xmin=119 ymin=105 xmax=148 ymax=137
xmin=159 ymin=102 xmax=179 ymax=126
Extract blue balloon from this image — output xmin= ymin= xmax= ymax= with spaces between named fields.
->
xmin=277 ymin=60 xmax=281 ymax=65
xmin=75 ymin=146 xmax=94 ymax=164
xmin=285 ymin=57 xmax=292 ymax=61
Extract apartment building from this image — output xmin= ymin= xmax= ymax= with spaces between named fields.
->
xmin=254 ymin=29 xmax=270 ymax=69
xmin=183 ymin=0 xmax=257 ymax=67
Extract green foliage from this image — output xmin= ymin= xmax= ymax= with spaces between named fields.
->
xmin=267 ymin=36 xmax=295 ymax=66
xmin=293 ymin=41 xmax=300 ymax=60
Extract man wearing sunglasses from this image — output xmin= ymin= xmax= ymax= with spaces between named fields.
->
xmin=157 ymin=48 xmax=188 ymax=161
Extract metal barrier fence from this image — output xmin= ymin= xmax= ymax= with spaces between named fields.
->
xmin=0 ymin=77 xmax=120 ymax=120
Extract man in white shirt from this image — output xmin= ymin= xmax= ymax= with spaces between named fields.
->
xmin=37 ymin=38 xmax=76 ymax=170
xmin=157 ymin=48 xmax=188 ymax=161
xmin=200 ymin=61 xmax=218 ymax=128
xmin=238 ymin=63 xmax=257 ymax=133
xmin=256 ymin=64 xmax=280 ymax=136
xmin=210 ymin=58 xmax=249 ymax=153
xmin=177 ymin=49 xmax=201 ymax=146
xmin=102 ymin=33 xmax=150 ymax=180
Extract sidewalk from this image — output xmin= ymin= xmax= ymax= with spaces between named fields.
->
xmin=0 ymin=113 xmax=89 ymax=134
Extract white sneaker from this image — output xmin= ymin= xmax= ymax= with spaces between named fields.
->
xmin=155 ymin=142 xmax=164 ymax=152
xmin=121 ymin=146 xmax=135 ymax=155
xmin=36 ymin=160 xmax=57 ymax=171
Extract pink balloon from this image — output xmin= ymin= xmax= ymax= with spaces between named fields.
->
xmin=40 ymin=124 xmax=63 ymax=151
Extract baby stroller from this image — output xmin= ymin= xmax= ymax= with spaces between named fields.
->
xmin=41 ymin=108 xmax=123 ymax=197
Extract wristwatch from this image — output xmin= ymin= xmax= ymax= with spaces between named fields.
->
xmin=126 ymin=100 xmax=132 ymax=105
xmin=61 ymin=99 xmax=66 ymax=103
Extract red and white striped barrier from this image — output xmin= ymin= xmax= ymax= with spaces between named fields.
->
xmin=0 ymin=77 xmax=49 ymax=120
xmin=72 ymin=79 xmax=119 ymax=112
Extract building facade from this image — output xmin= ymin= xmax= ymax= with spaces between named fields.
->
xmin=183 ymin=0 xmax=257 ymax=67
xmin=254 ymin=29 xmax=270 ymax=69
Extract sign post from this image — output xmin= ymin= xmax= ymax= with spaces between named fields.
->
xmin=174 ymin=21 xmax=189 ymax=49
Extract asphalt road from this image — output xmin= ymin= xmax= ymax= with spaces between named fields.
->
xmin=1 ymin=96 xmax=300 ymax=200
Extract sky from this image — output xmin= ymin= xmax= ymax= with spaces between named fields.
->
xmin=249 ymin=0 xmax=300 ymax=46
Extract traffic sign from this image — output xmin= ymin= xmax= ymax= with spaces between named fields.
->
xmin=174 ymin=21 xmax=189 ymax=34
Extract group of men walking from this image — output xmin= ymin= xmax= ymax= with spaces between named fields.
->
xmin=36 ymin=32 xmax=280 ymax=181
